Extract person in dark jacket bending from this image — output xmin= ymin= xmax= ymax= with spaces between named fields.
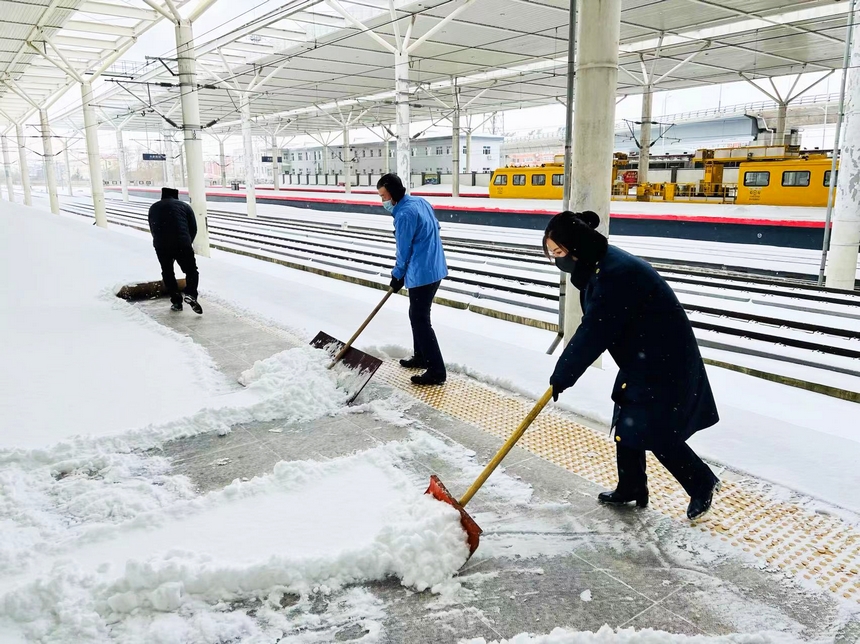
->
xmin=545 ymin=211 xmax=720 ymax=521
xmin=377 ymin=173 xmax=448 ymax=386
xmin=148 ymin=187 xmax=202 ymax=314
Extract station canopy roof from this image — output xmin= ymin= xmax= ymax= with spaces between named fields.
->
xmin=2 ymin=0 xmax=855 ymax=138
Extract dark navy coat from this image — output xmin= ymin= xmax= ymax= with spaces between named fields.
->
xmin=552 ymin=245 xmax=719 ymax=450
xmin=148 ymin=197 xmax=197 ymax=250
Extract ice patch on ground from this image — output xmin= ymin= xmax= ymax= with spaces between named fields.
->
xmin=460 ymin=624 xmax=821 ymax=643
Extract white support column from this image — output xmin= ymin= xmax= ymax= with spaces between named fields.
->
xmin=81 ymin=81 xmax=107 ymax=227
xmin=638 ymin=84 xmax=652 ymax=187
xmin=1 ymin=133 xmax=14 ymax=201
xmin=176 ymin=17 xmax=211 ymax=255
xmin=271 ymin=134 xmax=280 ymax=190
xmin=16 ymin=123 xmax=31 ymax=206
xmin=63 ymin=144 xmax=73 ymax=196
xmin=323 ymin=144 xmax=329 ymax=174
xmin=219 ymin=138 xmax=227 ymax=187
xmin=465 ymin=129 xmax=471 ymax=174
xmin=394 ymin=50 xmax=410 ymax=188
xmin=39 ymin=109 xmax=59 ymax=214
xmin=775 ymin=101 xmax=788 ymax=145
xmin=163 ymin=131 xmax=175 ymax=186
xmin=564 ymin=0 xmax=621 ymax=341
xmin=827 ymin=20 xmax=860 ymax=290
xmin=452 ymin=79 xmax=460 ymax=198
xmin=116 ymin=129 xmax=129 ymax=201
xmin=241 ymin=98 xmax=257 ymax=217
xmin=343 ymin=125 xmax=352 ymax=195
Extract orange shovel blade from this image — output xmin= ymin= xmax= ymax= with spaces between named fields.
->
xmin=425 ymin=474 xmax=482 ymax=556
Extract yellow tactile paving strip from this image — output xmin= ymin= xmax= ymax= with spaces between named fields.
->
xmin=377 ymin=362 xmax=860 ymax=604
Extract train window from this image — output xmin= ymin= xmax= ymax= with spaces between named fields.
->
xmin=532 ymin=174 xmax=547 ymax=186
xmin=552 ymin=174 xmax=564 ymax=186
xmin=493 ymin=174 xmax=508 ymax=186
xmin=824 ymin=170 xmax=838 ymax=187
xmin=743 ymin=171 xmax=770 ymax=187
xmin=513 ymin=174 xmax=526 ymax=186
xmin=782 ymin=171 xmax=810 ymax=187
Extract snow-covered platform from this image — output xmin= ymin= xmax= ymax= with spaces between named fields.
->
xmin=2 ymin=199 xmax=860 ymax=642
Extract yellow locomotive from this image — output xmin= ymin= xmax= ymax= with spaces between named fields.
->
xmin=490 ymin=147 xmax=838 ymax=207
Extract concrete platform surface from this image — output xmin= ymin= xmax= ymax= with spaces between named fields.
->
xmin=133 ymin=295 xmax=860 ymax=643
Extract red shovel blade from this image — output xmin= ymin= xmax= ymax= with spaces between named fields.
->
xmin=425 ymin=474 xmax=482 ymax=557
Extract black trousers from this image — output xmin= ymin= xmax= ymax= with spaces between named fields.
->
xmin=408 ymin=281 xmax=445 ymax=375
xmin=615 ymin=440 xmax=717 ymax=499
xmin=155 ymin=245 xmax=199 ymax=304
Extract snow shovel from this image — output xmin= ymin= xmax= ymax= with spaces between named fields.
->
xmin=310 ymin=288 xmax=393 ymax=403
xmin=426 ymin=386 xmax=555 ymax=557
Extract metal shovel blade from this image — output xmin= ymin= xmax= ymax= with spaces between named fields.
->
xmin=310 ymin=331 xmax=383 ymax=404
xmin=425 ymin=474 xmax=483 ymax=557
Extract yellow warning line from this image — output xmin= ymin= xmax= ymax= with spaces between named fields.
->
xmin=377 ymin=362 xmax=860 ymax=604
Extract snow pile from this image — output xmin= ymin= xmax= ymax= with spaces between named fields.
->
xmin=461 ymin=625 xmax=817 ymax=644
xmin=0 ymin=435 xmax=471 ymax=642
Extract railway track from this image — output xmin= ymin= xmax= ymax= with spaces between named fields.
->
xmin=61 ymin=199 xmax=860 ymax=375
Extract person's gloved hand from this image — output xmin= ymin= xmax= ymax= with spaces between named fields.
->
xmin=390 ymin=276 xmax=405 ymax=293
xmin=549 ymin=370 xmax=571 ymax=402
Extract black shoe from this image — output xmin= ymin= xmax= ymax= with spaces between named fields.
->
xmin=183 ymin=295 xmax=203 ymax=315
xmin=687 ymin=480 xmax=721 ymax=522
xmin=400 ymin=356 xmax=428 ymax=369
xmin=170 ymin=301 xmax=183 ymax=312
xmin=411 ymin=371 xmax=446 ymax=386
xmin=598 ymin=489 xmax=649 ymax=508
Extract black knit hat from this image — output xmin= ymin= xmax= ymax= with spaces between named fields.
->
xmin=542 ymin=210 xmax=608 ymax=265
xmin=161 ymin=187 xmax=179 ymax=200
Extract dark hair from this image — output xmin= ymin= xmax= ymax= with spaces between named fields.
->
xmin=542 ymin=210 xmax=606 ymax=264
xmin=161 ymin=187 xmax=179 ymax=200
xmin=377 ymin=173 xmax=406 ymax=202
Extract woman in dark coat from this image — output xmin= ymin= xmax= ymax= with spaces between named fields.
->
xmin=544 ymin=211 xmax=720 ymax=521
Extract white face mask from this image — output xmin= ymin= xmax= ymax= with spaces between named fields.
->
xmin=382 ymin=199 xmax=394 ymax=213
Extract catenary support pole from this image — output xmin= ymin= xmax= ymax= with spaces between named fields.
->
xmin=638 ymin=83 xmax=652 ymax=188
xmin=218 ymin=137 xmax=227 ymax=187
xmin=116 ymin=128 xmax=129 ymax=201
xmin=343 ymin=125 xmax=352 ymax=195
xmin=16 ymin=123 xmax=31 ymax=205
xmin=40 ymin=109 xmax=59 ymax=214
xmin=547 ymin=0 xmax=577 ymax=356
xmin=63 ymin=144 xmax=73 ymax=196
xmin=81 ymin=81 xmax=107 ymax=227
xmin=452 ymin=78 xmax=460 ymax=198
xmin=241 ymin=98 xmax=257 ymax=217
xmin=2 ymin=133 xmax=15 ymax=201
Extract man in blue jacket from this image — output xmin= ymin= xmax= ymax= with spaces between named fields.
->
xmin=377 ymin=173 xmax=448 ymax=385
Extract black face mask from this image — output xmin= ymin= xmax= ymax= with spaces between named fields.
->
xmin=555 ymin=255 xmax=595 ymax=290
xmin=554 ymin=255 xmax=577 ymax=274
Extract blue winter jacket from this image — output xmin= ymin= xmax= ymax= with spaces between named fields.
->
xmin=390 ymin=195 xmax=448 ymax=289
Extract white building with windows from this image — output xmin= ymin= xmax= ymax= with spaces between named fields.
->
xmin=284 ymin=135 xmax=503 ymax=177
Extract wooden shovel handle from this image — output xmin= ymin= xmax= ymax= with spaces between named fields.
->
xmin=329 ymin=288 xmax=394 ymax=368
xmin=458 ymin=387 xmax=554 ymax=506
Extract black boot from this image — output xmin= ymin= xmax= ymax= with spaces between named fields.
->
xmin=687 ymin=480 xmax=721 ymax=522
xmin=183 ymin=295 xmax=203 ymax=315
xmin=170 ymin=301 xmax=183 ymax=312
xmin=400 ymin=356 xmax=428 ymax=369
xmin=411 ymin=371 xmax=446 ymax=386
xmin=598 ymin=489 xmax=649 ymax=508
